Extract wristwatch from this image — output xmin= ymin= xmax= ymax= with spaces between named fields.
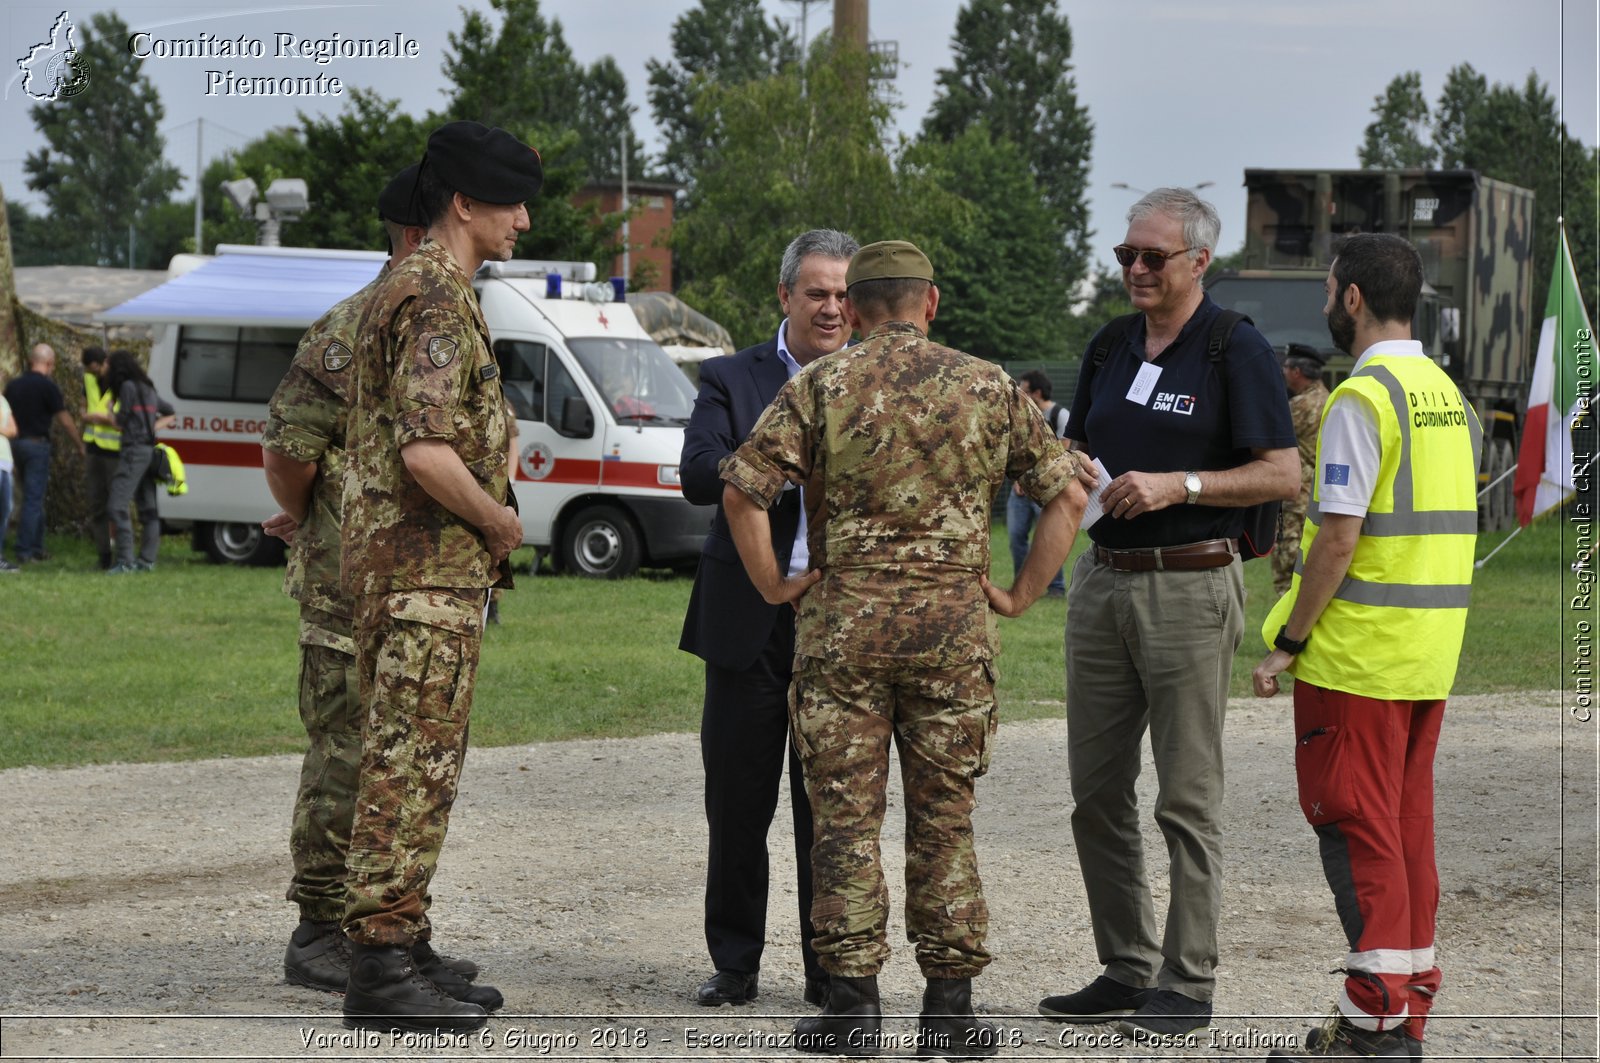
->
xmin=1274 ymin=625 xmax=1310 ymax=656
xmin=1183 ymin=471 xmax=1202 ymax=505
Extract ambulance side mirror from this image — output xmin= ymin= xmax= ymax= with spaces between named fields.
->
xmin=558 ymin=395 xmax=594 ymax=439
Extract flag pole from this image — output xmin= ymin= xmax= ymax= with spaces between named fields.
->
xmin=1474 ymin=525 xmax=1522 ymax=569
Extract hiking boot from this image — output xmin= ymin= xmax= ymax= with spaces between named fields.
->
xmin=1038 ymin=975 xmax=1154 ymax=1023
xmin=1273 ymin=1016 xmax=1412 ymax=1058
xmin=284 ymin=918 xmax=351 ymax=992
xmin=1115 ymin=988 xmax=1213 ymax=1037
xmin=917 ymin=977 xmax=998 ymax=1059
xmin=342 ymin=943 xmax=487 ymax=1033
xmin=794 ymin=974 xmax=884 ymax=1056
xmin=413 ymin=940 xmax=503 ymax=1012
xmin=418 ymin=943 xmax=478 ymax=982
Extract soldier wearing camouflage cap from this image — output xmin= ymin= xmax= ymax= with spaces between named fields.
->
xmin=721 ymin=239 xmax=1092 ymax=1056
xmin=336 ymin=120 xmax=540 ymax=1034
xmin=261 ymin=163 xmax=491 ymax=1011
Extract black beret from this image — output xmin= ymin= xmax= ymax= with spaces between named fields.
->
xmin=1285 ymin=342 xmax=1328 ymax=367
xmin=377 ymin=164 xmax=425 ymax=227
xmin=423 ymin=121 xmax=543 ymax=205
xmin=847 ymin=240 xmax=935 ymax=287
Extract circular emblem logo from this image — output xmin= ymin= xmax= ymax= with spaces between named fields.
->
xmin=47 ymin=49 xmax=91 ymax=99
xmin=519 ymin=441 xmax=554 ymax=481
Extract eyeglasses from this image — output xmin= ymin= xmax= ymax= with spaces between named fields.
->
xmin=1112 ymin=245 xmax=1196 ymax=271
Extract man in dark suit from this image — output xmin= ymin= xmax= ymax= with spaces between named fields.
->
xmin=680 ymin=229 xmax=859 ymax=1007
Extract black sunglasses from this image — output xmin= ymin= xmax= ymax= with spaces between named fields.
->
xmin=1113 ymin=245 xmax=1196 ymax=271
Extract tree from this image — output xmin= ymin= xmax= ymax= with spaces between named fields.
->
xmin=1432 ymin=63 xmax=1488 ymax=169
xmin=1358 ymin=71 xmax=1436 ymax=168
xmin=440 ymin=0 xmax=581 ymax=133
xmin=671 ymin=47 xmax=939 ymax=347
xmin=575 ymin=57 xmax=649 ymax=182
xmin=898 ymin=125 xmax=1068 ymax=361
xmin=921 ymin=0 xmax=1094 ymax=292
xmin=24 ymin=11 xmax=182 ymax=266
xmin=646 ymin=0 xmax=795 ymax=189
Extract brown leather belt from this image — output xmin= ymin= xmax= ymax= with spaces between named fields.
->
xmin=1093 ymin=538 xmax=1237 ymax=572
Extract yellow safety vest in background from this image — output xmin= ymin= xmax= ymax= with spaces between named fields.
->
xmin=83 ymin=372 xmax=121 ymax=452
xmin=1264 ymin=354 xmax=1483 ymax=700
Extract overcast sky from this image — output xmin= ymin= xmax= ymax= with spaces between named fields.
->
xmin=1 ymin=0 xmax=1595 ymax=270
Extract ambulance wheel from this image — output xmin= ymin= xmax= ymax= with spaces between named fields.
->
xmin=560 ymin=506 xmax=641 ymax=579
xmin=199 ymin=521 xmax=285 ymax=567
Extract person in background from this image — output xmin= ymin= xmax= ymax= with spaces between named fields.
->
xmin=104 ymin=350 xmax=174 ymax=574
xmin=0 ymin=376 xmax=16 ymax=573
xmin=1273 ymin=344 xmax=1330 ymax=596
xmin=81 ymin=346 xmax=122 ymax=569
xmin=4 ymin=343 xmax=80 ymax=563
xmin=1008 ymin=369 xmax=1070 ymax=598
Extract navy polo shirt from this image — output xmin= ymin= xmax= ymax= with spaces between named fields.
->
xmin=2 ymin=371 xmax=65 ymax=439
xmin=1065 ymin=294 xmax=1294 ymax=549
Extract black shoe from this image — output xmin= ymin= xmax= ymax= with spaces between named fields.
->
xmin=1038 ymin=975 xmax=1154 ymax=1023
xmin=284 ymin=919 xmax=351 ymax=992
xmin=423 ymin=944 xmax=478 ymax=983
xmin=804 ymin=973 xmax=830 ymax=1007
xmin=916 ymin=977 xmax=998 ymax=1059
xmin=794 ymin=974 xmax=884 ymax=1056
xmin=413 ymin=940 xmax=502 ymax=1012
xmin=1115 ymin=988 xmax=1213 ymax=1038
xmin=1273 ymin=1016 xmax=1412 ymax=1058
xmin=342 ymin=943 xmax=487 ymax=1033
xmin=695 ymin=969 xmax=758 ymax=1006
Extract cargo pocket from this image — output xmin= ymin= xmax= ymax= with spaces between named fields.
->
xmin=1294 ymin=724 xmax=1360 ymax=825
xmin=372 ymin=593 xmax=481 ymax=723
xmin=975 ymin=662 xmax=998 ymax=778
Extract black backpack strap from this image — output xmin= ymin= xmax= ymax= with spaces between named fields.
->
xmin=1091 ymin=312 xmax=1141 ymax=369
xmin=1206 ymin=308 xmax=1250 ymax=366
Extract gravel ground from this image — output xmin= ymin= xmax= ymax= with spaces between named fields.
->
xmin=2 ymin=691 xmax=1595 ymax=1062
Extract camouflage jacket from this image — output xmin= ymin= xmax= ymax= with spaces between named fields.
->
xmin=342 ymin=239 xmax=512 ymax=596
xmin=262 ymin=266 xmax=385 ymax=618
xmin=1289 ymin=380 xmax=1329 ymax=511
xmin=721 ymin=321 xmax=1077 ymax=667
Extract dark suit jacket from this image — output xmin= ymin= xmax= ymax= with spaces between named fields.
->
xmin=678 ymin=338 xmax=804 ymax=672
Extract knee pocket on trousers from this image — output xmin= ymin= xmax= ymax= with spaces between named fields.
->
xmin=1295 ymin=724 xmax=1361 ymax=824
xmin=374 ymin=626 xmax=471 ymax=722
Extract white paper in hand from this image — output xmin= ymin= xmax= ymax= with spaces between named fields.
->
xmin=1079 ymin=461 xmax=1116 ymax=531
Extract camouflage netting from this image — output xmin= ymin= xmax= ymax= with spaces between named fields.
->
xmin=1 ymin=190 xmax=153 ymax=538
xmin=627 ymin=291 xmax=734 ymax=353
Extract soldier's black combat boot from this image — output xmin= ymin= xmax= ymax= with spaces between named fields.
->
xmin=342 ymin=943 xmax=487 ymax=1033
xmin=917 ymin=977 xmax=999 ymax=1059
xmin=413 ymin=940 xmax=503 ymax=1012
xmin=284 ymin=918 xmax=350 ymax=992
xmin=793 ymin=974 xmax=884 ymax=1056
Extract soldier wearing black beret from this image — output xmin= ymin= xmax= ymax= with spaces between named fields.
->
xmin=337 ymin=121 xmax=541 ymax=1033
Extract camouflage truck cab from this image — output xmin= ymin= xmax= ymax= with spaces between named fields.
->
xmin=1207 ymin=168 xmax=1535 ymax=530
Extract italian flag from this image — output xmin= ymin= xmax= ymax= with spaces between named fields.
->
xmin=1514 ymin=223 xmax=1593 ymax=525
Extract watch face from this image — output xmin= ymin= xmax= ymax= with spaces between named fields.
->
xmin=1185 ymin=473 xmax=1201 ymax=500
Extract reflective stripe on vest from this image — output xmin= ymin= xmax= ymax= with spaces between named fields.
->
xmin=1267 ymin=355 xmax=1480 ymax=700
xmin=83 ymin=372 xmax=122 ymax=452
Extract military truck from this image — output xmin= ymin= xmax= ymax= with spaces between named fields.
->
xmin=1206 ymin=168 xmax=1535 ymax=530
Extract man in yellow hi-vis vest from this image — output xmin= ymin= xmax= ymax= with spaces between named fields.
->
xmin=1252 ymin=233 xmax=1482 ymax=1061
xmin=81 ymin=347 xmax=121 ymax=569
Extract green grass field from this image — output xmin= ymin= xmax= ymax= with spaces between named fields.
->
xmin=0 ymin=517 xmax=1569 ymax=770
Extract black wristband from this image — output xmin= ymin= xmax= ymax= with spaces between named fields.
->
xmin=1274 ymin=625 xmax=1309 ymax=656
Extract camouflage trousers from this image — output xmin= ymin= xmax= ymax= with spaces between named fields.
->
xmin=343 ymin=588 xmax=486 ymax=946
xmin=1271 ymin=502 xmax=1308 ymax=596
xmin=789 ymin=654 xmax=997 ymax=980
xmin=286 ymin=605 xmax=360 ymax=923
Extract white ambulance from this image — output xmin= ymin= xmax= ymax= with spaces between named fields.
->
xmin=100 ymin=244 xmax=712 ymax=578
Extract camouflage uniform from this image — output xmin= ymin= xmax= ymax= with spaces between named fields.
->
xmin=262 ymin=268 xmax=384 ymax=923
xmin=721 ymin=321 xmax=1077 ymax=978
xmin=341 ymin=238 xmax=512 ymax=946
xmin=1272 ymin=380 xmax=1329 ymax=595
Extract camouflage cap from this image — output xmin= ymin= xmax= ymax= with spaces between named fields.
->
xmin=846 ymin=240 xmax=934 ymax=287
xmin=377 ymin=164 xmax=426 ymax=227
xmin=423 ymin=121 xmax=543 ymax=205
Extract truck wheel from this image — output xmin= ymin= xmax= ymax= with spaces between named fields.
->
xmin=560 ymin=506 xmax=641 ymax=579
xmin=200 ymin=521 xmax=285 ymax=566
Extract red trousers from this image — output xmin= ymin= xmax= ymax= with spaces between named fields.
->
xmin=1292 ymin=681 xmax=1445 ymax=1040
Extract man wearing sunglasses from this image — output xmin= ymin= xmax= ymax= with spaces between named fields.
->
xmin=1040 ymin=188 xmax=1298 ymax=1038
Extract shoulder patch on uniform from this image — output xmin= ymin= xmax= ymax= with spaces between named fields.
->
xmin=323 ymin=341 xmax=352 ymax=372
xmin=427 ymin=336 xmax=458 ymax=368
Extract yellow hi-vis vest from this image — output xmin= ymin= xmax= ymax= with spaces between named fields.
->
xmin=83 ymin=372 xmax=121 ymax=453
xmin=1264 ymin=354 xmax=1483 ymax=700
